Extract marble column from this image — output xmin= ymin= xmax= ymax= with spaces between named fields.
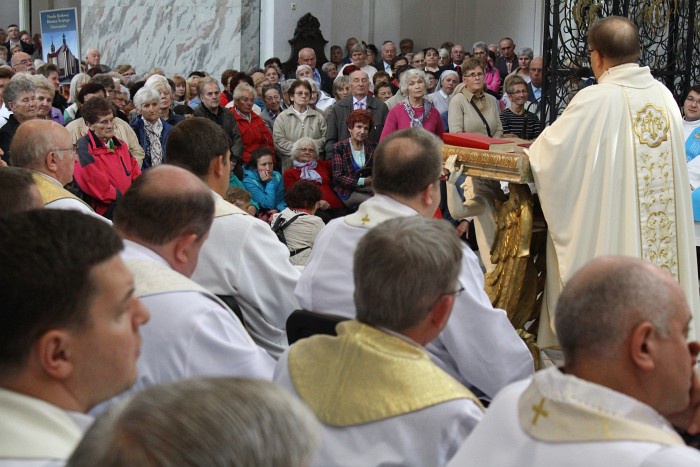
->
xmin=80 ymin=0 xmax=260 ymax=80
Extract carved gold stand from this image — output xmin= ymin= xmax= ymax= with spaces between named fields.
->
xmin=442 ymin=144 xmax=546 ymax=369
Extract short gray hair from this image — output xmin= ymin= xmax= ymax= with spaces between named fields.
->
xmin=233 ymin=82 xmax=255 ymax=101
xmin=472 ymin=41 xmax=488 ymax=52
xmin=67 ymin=378 xmax=320 ymax=467
xmin=321 ymin=61 xmax=336 ymax=74
xmin=354 ymin=216 xmax=463 ymax=332
xmin=296 ymin=64 xmax=313 ymax=76
xmin=519 ymin=47 xmax=534 ymax=59
xmin=29 ymin=74 xmax=54 ymax=99
xmin=68 ymin=73 xmax=90 ymax=104
xmin=133 ymin=86 xmax=160 ymax=109
xmin=350 ymin=43 xmax=367 ymax=55
xmin=4 ymin=74 xmax=35 ymax=106
xmin=555 ymin=256 xmax=679 ymax=363
xmin=291 ymin=136 xmax=318 ymax=161
xmin=399 ymin=68 xmax=428 ymax=95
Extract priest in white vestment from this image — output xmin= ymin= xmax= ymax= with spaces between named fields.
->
xmin=448 ymin=256 xmax=700 ymax=466
xmin=0 ymin=210 xmax=149 ymax=465
xmin=277 ymin=216 xmax=484 ymax=467
xmin=95 ymin=166 xmax=275 ymax=414
xmin=528 ymin=16 xmax=700 ymax=346
xmin=296 ymin=128 xmax=533 ymax=399
xmin=166 ymin=118 xmax=301 ymax=359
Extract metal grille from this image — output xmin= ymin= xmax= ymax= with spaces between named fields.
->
xmin=541 ymin=0 xmax=699 ymax=126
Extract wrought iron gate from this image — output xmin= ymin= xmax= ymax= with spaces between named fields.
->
xmin=541 ymin=0 xmax=699 ymax=125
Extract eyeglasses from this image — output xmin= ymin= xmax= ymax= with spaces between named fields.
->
xmin=53 ymin=144 xmax=78 ymax=155
xmin=686 ymin=96 xmax=700 ymax=105
xmin=428 ymin=284 xmax=465 ymax=310
xmin=473 ymin=51 xmax=487 ymax=56
xmin=294 ymin=91 xmax=310 ymax=96
xmin=14 ymin=59 xmax=30 ymax=66
xmin=465 ymin=72 xmax=484 ymax=79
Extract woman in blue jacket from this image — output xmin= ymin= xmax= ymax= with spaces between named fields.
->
xmin=243 ymin=146 xmax=287 ymax=218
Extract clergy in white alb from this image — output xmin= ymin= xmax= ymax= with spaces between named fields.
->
xmin=167 ymin=117 xmax=301 ymax=359
xmin=9 ymin=119 xmax=109 ymax=223
xmin=0 ymin=210 xmax=149 ymax=465
xmin=296 ymin=128 xmax=533 ymax=399
xmin=94 ymin=166 xmax=274 ymax=414
xmin=527 ymin=16 xmax=700 ymax=346
xmin=448 ymin=256 xmax=700 ymax=467
xmin=277 ymin=216 xmax=484 ymax=467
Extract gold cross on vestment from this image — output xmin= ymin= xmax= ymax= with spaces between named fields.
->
xmin=361 ymin=214 xmax=370 ymax=225
xmin=532 ymin=397 xmax=548 ymax=426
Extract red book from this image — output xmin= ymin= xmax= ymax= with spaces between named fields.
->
xmin=443 ymin=132 xmax=515 ymax=152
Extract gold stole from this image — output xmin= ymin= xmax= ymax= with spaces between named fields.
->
xmin=518 ymin=376 xmax=684 ymax=446
xmin=623 ymin=87 xmax=679 ymax=279
xmin=32 ymin=172 xmax=90 ymax=208
xmin=344 ymin=197 xmax=407 ymax=229
xmin=289 ymin=321 xmax=483 ymax=426
xmin=0 ymin=388 xmax=83 ymax=460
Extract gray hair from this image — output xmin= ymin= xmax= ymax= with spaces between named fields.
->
xmin=67 ymin=378 xmax=320 ymax=467
xmin=555 ymin=256 xmax=679 ymax=363
xmin=321 ymin=62 xmax=336 ymax=74
xmin=354 ymin=216 xmax=463 ymax=332
xmin=291 ymin=136 xmax=318 ymax=161
xmin=68 ymin=73 xmax=90 ymax=104
xmin=519 ymin=47 xmax=534 ymax=59
xmin=350 ymin=43 xmax=367 ymax=55
xmin=438 ymin=48 xmax=450 ymax=58
xmin=233 ymin=82 xmax=255 ymax=101
xmin=296 ymin=64 xmax=313 ymax=77
xmin=4 ymin=74 xmax=35 ymax=106
xmin=472 ymin=41 xmax=488 ymax=52
xmin=399 ymin=68 xmax=429 ymax=95
xmin=333 ymin=75 xmax=350 ymax=97
xmin=280 ymin=78 xmax=295 ymax=95
xmin=29 ymin=74 xmax=54 ymax=99
xmin=133 ymin=86 xmax=160 ymax=109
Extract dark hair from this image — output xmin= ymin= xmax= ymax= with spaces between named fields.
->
xmin=166 ymin=117 xmax=230 ymax=178
xmin=221 ymin=69 xmax=238 ymax=88
xmin=172 ymin=104 xmax=194 ymax=116
xmin=423 ymin=47 xmax=438 ymax=56
xmin=229 ymin=72 xmax=253 ymax=90
xmin=587 ymin=16 xmax=640 ymax=65
xmin=0 ymin=210 xmax=122 ymax=377
xmin=247 ymin=146 xmax=275 ymax=171
xmin=393 ymin=64 xmax=412 ymax=81
xmin=86 ymin=67 xmax=103 ymax=78
xmin=113 ymin=169 xmax=214 ymax=245
xmin=374 ymin=82 xmax=392 ymax=97
xmin=0 ymin=67 xmax=14 ymax=80
xmin=0 ymin=167 xmax=39 ymax=216
xmin=286 ymin=181 xmax=322 ymax=210
xmin=288 ymin=79 xmax=312 ymax=100
xmin=81 ymin=96 xmax=113 ymax=124
xmin=90 ymin=74 xmax=115 ymax=91
xmin=128 ymin=79 xmax=146 ymax=101
xmin=366 ymin=44 xmax=379 ymax=56
xmin=188 ymin=70 xmax=207 ymax=78
xmin=373 ymin=128 xmax=442 ymax=197
xmin=77 ymin=82 xmax=106 ymax=105
xmin=391 ymin=55 xmax=407 ymax=70
xmin=264 ymin=57 xmax=282 ymax=68
xmin=372 ymin=71 xmax=390 ymax=86
xmin=346 ymin=109 xmax=373 ymax=129
xmin=37 ymin=63 xmax=59 ymax=77
xmin=689 ymin=84 xmax=700 ymax=97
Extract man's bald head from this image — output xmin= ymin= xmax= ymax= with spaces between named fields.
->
xmin=11 ymin=52 xmax=33 ymax=74
xmin=298 ymin=48 xmax=317 ymax=69
xmin=530 ymin=56 xmax=543 ymax=88
xmin=555 ymin=256 xmax=682 ymax=364
xmin=587 ymin=16 xmax=640 ymax=66
xmin=113 ymin=165 xmax=214 ymax=246
xmin=372 ymin=128 xmax=442 ymax=200
xmin=10 ymin=120 xmax=70 ymax=172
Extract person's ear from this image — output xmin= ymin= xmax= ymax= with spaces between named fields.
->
xmin=35 ymin=330 xmax=74 ymax=380
xmin=172 ymin=233 xmax=199 ymax=268
xmin=210 ymin=155 xmax=226 ymax=178
xmin=628 ymin=321 xmax=657 ymax=372
xmin=428 ymin=294 xmax=455 ymax=333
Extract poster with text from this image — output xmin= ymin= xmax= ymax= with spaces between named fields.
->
xmin=40 ymin=8 xmax=81 ymax=81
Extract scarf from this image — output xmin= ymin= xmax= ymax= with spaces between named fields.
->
xmin=293 ymin=159 xmax=322 ymax=183
xmin=144 ymin=118 xmax=163 ymax=166
xmin=402 ymin=98 xmax=433 ymax=128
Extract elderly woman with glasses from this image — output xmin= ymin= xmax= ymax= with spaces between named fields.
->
xmin=272 ymin=79 xmax=327 ymax=171
xmin=448 ymin=58 xmax=503 ymax=137
xmin=379 ymin=68 xmax=443 ymax=141
xmin=284 ymin=136 xmax=344 ymax=221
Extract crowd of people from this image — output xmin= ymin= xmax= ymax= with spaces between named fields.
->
xmin=1 ymin=14 xmax=700 ymax=467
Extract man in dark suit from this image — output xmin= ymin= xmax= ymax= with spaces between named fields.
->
xmin=4 ymin=24 xmax=33 ymax=63
xmin=325 ymin=69 xmax=388 ymax=155
xmin=526 ymin=56 xmax=543 ymax=113
xmin=495 ymin=37 xmax=518 ymax=82
xmin=438 ymin=44 xmax=465 ymax=81
xmin=288 ymin=48 xmax=332 ymax=95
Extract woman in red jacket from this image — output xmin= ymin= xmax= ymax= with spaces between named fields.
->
xmin=283 ymin=136 xmax=345 ymax=222
xmin=231 ymin=83 xmax=274 ymax=164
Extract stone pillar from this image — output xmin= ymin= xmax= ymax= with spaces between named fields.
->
xmin=80 ymin=0 xmax=260 ymax=79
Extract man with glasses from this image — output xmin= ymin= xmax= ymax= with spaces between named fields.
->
xmin=278 ymin=215 xmax=485 ymax=466
xmin=9 ymin=119 xmax=107 ymax=221
xmin=4 ymin=24 xmax=34 ymax=63
xmin=526 ymin=56 xmax=543 ymax=111
xmin=10 ymin=51 xmax=34 ymax=75
xmin=528 ymin=16 xmax=700 ymax=347
xmin=297 ymin=128 xmax=534 ymax=401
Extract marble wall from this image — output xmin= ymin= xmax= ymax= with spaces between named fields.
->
xmin=80 ymin=0 xmax=260 ymax=79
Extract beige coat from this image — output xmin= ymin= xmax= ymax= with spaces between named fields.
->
xmin=447 ymin=82 xmax=503 ymax=137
